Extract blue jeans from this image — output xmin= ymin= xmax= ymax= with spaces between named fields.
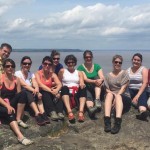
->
xmin=129 ymin=88 xmax=148 ymax=107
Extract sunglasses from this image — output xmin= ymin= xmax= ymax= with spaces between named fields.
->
xmin=53 ymin=58 xmax=60 ymax=60
xmin=67 ymin=61 xmax=75 ymax=65
xmin=114 ymin=61 xmax=122 ymax=65
xmin=84 ymin=56 xmax=92 ymax=59
xmin=43 ymin=62 xmax=52 ymax=66
xmin=5 ymin=65 xmax=15 ymax=68
xmin=22 ymin=62 xmax=32 ymax=66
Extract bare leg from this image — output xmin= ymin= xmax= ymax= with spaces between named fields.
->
xmin=16 ymin=103 xmax=26 ymax=121
xmin=37 ymin=100 xmax=45 ymax=114
xmin=79 ymin=97 xmax=86 ymax=112
xmin=139 ymin=106 xmax=147 ymax=112
xmin=86 ymin=100 xmax=94 ymax=108
xmin=115 ymin=94 xmax=123 ymax=118
xmin=9 ymin=121 xmax=24 ymax=140
xmin=62 ymin=95 xmax=72 ymax=113
xmin=95 ymin=86 xmax=101 ymax=99
xmin=30 ymin=102 xmax=40 ymax=116
xmin=104 ymin=93 xmax=114 ymax=117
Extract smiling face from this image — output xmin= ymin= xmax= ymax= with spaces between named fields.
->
xmin=113 ymin=58 xmax=122 ymax=71
xmin=4 ymin=61 xmax=15 ymax=74
xmin=21 ymin=58 xmax=32 ymax=72
xmin=66 ymin=59 xmax=75 ymax=70
xmin=42 ymin=60 xmax=52 ymax=72
xmin=84 ymin=53 xmax=93 ymax=64
xmin=132 ymin=55 xmax=142 ymax=68
xmin=0 ymin=46 xmax=11 ymax=60
xmin=52 ymin=54 xmax=60 ymax=66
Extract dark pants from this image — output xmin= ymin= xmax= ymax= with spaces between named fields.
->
xmin=129 ymin=88 xmax=148 ymax=107
xmin=40 ymin=90 xmax=63 ymax=115
xmin=0 ymin=91 xmax=27 ymax=124
xmin=0 ymin=105 xmax=16 ymax=124
xmin=121 ymin=94 xmax=131 ymax=113
xmin=61 ymin=86 xmax=86 ymax=108
xmin=10 ymin=91 xmax=28 ymax=109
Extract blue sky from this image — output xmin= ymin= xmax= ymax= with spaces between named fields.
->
xmin=1 ymin=0 xmax=150 ymax=50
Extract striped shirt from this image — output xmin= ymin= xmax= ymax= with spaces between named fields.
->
xmin=127 ymin=66 xmax=145 ymax=89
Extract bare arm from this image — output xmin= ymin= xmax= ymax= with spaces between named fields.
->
xmin=117 ymin=82 xmax=129 ymax=95
xmin=78 ymin=71 xmax=85 ymax=89
xmin=135 ymin=68 xmax=148 ymax=99
xmin=16 ymin=77 xmax=21 ymax=93
xmin=35 ymin=72 xmax=52 ymax=93
xmin=0 ymin=97 xmax=15 ymax=114
xmin=32 ymin=78 xmax=40 ymax=92
xmin=18 ymin=77 xmax=35 ymax=92
xmin=58 ymin=68 xmax=64 ymax=82
xmin=51 ymin=73 xmax=62 ymax=95
xmin=82 ymin=71 xmax=96 ymax=84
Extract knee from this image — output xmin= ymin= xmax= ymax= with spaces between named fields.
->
xmin=106 ymin=92 xmax=113 ymax=97
xmin=61 ymin=86 xmax=69 ymax=96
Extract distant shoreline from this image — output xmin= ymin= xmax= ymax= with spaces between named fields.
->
xmin=13 ymin=49 xmax=83 ymax=52
xmin=12 ymin=49 xmax=150 ymax=52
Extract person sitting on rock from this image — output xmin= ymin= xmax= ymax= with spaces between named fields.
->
xmin=127 ymin=53 xmax=149 ymax=121
xmin=35 ymin=56 xmax=64 ymax=121
xmin=104 ymin=55 xmax=131 ymax=134
xmin=77 ymin=50 xmax=104 ymax=118
xmin=0 ymin=58 xmax=33 ymax=145
xmin=15 ymin=56 xmax=50 ymax=126
xmin=58 ymin=55 xmax=86 ymax=123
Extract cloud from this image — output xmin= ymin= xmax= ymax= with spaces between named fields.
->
xmin=0 ymin=0 xmax=35 ymax=16
xmin=1 ymin=2 xmax=150 ymax=48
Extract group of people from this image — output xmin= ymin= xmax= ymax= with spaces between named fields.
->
xmin=0 ymin=43 xmax=149 ymax=146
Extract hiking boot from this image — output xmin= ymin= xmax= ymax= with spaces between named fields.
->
xmin=94 ymin=99 xmax=102 ymax=110
xmin=104 ymin=116 xmax=111 ymax=132
xmin=136 ymin=111 xmax=149 ymax=121
xmin=57 ymin=112 xmax=65 ymax=120
xmin=35 ymin=114 xmax=45 ymax=126
xmin=111 ymin=117 xmax=122 ymax=134
xmin=50 ymin=111 xmax=59 ymax=121
xmin=41 ymin=112 xmax=50 ymax=124
xmin=88 ymin=106 xmax=97 ymax=118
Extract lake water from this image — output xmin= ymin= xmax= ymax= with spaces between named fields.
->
xmin=10 ymin=50 xmax=150 ymax=75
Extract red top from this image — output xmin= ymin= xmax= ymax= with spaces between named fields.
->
xmin=38 ymin=70 xmax=52 ymax=88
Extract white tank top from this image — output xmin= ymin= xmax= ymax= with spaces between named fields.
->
xmin=62 ymin=69 xmax=79 ymax=88
xmin=127 ymin=66 xmax=144 ymax=89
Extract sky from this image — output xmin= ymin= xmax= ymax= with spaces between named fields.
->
xmin=0 ymin=0 xmax=150 ymax=50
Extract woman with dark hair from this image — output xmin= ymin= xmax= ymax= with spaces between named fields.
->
xmin=77 ymin=50 xmax=104 ymax=117
xmin=15 ymin=56 xmax=50 ymax=126
xmin=35 ymin=56 xmax=64 ymax=120
xmin=104 ymin=55 xmax=131 ymax=134
xmin=127 ymin=53 xmax=149 ymax=121
xmin=0 ymin=58 xmax=33 ymax=145
xmin=39 ymin=50 xmax=63 ymax=75
xmin=58 ymin=55 xmax=86 ymax=122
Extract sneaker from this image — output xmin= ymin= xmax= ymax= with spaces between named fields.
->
xmin=41 ymin=112 xmax=50 ymax=124
xmin=94 ymin=99 xmax=102 ymax=109
xmin=57 ymin=112 xmax=65 ymax=120
xmin=49 ymin=111 xmax=59 ymax=121
xmin=35 ymin=114 xmax=45 ymax=125
xmin=88 ymin=106 xmax=97 ymax=118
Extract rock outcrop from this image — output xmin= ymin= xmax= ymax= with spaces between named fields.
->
xmin=0 ymin=105 xmax=150 ymax=150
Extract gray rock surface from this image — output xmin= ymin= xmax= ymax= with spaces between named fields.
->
xmin=0 ymin=106 xmax=150 ymax=150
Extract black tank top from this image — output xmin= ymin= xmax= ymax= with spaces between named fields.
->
xmin=0 ymin=75 xmax=17 ymax=101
